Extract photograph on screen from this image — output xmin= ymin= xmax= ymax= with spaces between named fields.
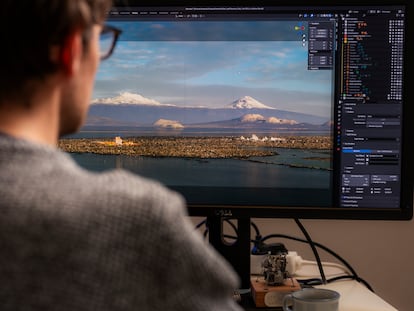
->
xmin=60 ymin=18 xmax=339 ymax=208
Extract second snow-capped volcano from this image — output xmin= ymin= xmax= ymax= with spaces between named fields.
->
xmin=227 ymin=96 xmax=275 ymax=109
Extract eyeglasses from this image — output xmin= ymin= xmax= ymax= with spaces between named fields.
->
xmin=99 ymin=24 xmax=122 ymax=60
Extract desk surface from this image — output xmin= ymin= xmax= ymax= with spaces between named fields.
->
xmin=315 ymin=280 xmax=398 ymax=311
xmin=238 ymin=279 xmax=398 ymax=311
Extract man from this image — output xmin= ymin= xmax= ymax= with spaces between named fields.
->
xmin=0 ymin=1 xmax=242 ymax=310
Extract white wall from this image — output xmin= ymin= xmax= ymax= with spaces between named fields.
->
xmin=191 ymin=216 xmax=414 ymax=311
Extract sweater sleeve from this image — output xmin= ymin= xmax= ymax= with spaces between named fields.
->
xmin=126 ymin=176 xmax=243 ymax=311
xmin=89 ymin=169 xmax=244 ymax=311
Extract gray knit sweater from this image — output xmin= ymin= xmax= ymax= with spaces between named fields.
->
xmin=0 ymin=135 xmax=242 ymax=311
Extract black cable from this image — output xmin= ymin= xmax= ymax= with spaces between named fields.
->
xmin=194 ymin=218 xmax=209 ymax=237
xmin=199 ymin=217 xmax=239 ymax=240
xmin=294 ymin=219 xmax=327 ymax=285
xmin=328 ymin=275 xmax=373 ymax=291
xmin=297 ymin=278 xmax=324 ymax=286
xmin=250 ymin=221 xmax=260 ymax=237
xmin=195 ymin=218 xmax=206 ymax=229
xmin=298 ymin=274 xmax=373 ymax=291
xmin=224 ymin=218 xmax=238 ymax=235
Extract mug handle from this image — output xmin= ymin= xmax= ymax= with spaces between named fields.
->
xmin=283 ymin=293 xmax=294 ymax=311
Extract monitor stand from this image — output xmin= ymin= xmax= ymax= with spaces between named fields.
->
xmin=207 ymin=216 xmax=251 ymax=290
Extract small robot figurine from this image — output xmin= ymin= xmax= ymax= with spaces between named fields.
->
xmin=258 ymin=243 xmax=289 ymax=286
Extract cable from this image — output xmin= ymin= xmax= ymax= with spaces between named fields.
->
xmin=299 ymin=274 xmax=373 ymax=290
xmin=194 ymin=218 xmax=209 ymax=238
xmin=195 ymin=218 xmax=206 ymax=229
xmin=250 ymin=221 xmax=260 ymax=237
xmin=299 ymin=259 xmax=351 ymax=275
xmin=294 ymin=218 xmax=327 ymax=285
xmin=198 ymin=217 xmax=239 ymax=240
xmin=224 ymin=218 xmax=238 ymax=236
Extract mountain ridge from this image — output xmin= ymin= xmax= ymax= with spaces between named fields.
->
xmin=86 ymin=93 xmax=329 ymax=127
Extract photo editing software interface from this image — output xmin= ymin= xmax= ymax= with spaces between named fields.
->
xmin=94 ymin=3 xmax=411 ymax=218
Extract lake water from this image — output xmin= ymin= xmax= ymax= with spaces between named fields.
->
xmin=70 ymin=148 xmax=331 ymax=188
xmin=65 ymin=129 xmax=333 ymax=206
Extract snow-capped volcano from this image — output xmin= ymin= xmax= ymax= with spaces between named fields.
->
xmin=91 ymin=92 xmax=174 ymax=106
xmin=227 ymin=96 xmax=275 ymax=109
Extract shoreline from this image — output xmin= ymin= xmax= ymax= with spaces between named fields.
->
xmin=59 ymin=135 xmax=332 ymax=159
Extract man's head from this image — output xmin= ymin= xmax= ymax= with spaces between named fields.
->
xmin=0 ymin=0 xmax=115 ymax=138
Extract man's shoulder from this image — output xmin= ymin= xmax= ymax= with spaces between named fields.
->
xmin=0 ymin=135 xmax=187 ymax=221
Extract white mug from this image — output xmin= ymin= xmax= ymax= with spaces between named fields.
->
xmin=283 ymin=288 xmax=340 ymax=311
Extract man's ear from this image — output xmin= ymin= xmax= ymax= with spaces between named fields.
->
xmin=59 ymin=31 xmax=83 ymax=76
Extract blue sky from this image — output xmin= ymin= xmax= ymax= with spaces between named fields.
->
xmin=93 ymin=20 xmax=333 ymax=118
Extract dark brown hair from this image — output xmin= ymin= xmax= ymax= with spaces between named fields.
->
xmin=0 ymin=0 xmax=113 ymax=102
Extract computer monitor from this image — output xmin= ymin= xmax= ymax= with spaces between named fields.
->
xmin=61 ymin=0 xmax=413 ymax=289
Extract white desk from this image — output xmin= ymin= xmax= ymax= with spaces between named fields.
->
xmin=315 ymin=280 xmax=398 ymax=311
xmin=295 ymin=264 xmax=398 ymax=311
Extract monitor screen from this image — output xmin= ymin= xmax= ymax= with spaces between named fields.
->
xmin=61 ymin=0 xmax=412 ymax=221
